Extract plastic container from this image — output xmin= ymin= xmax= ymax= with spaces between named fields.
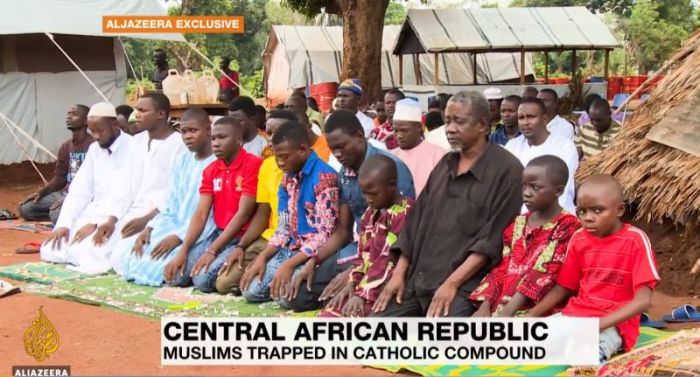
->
xmin=606 ymin=76 xmax=622 ymax=100
xmin=309 ymin=82 xmax=338 ymax=113
xmin=162 ymin=69 xmax=187 ymax=106
xmin=199 ymin=70 xmax=220 ymax=104
xmin=183 ymin=70 xmax=204 ymax=104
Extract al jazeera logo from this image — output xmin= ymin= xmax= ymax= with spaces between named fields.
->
xmin=12 ymin=307 xmax=70 ymax=377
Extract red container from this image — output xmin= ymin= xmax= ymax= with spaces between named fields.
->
xmin=606 ymin=76 xmax=622 ymax=100
xmin=309 ymin=82 xmax=338 ymax=113
xmin=632 ymin=75 xmax=648 ymax=86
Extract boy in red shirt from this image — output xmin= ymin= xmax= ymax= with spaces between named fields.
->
xmin=164 ymin=117 xmax=262 ymax=292
xmin=527 ymin=174 xmax=660 ymax=364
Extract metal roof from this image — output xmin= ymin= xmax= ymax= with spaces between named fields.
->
xmin=394 ymin=7 xmax=619 ymax=54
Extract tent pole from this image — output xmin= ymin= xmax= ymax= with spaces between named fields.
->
xmin=434 ymin=52 xmax=439 ymax=86
xmin=472 ymin=53 xmax=477 ymax=85
xmin=520 ymin=49 xmax=525 ymax=84
xmin=399 ymin=54 xmax=403 ymax=86
xmin=414 ymin=54 xmax=422 ymax=85
xmin=45 ymin=33 xmax=110 ymax=102
xmin=604 ymin=49 xmax=610 ymax=80
xmin=544 ymin=52 xmax=549 ymax=82
xmin=572 ymin=50 xmax=577 ymax=78
xmin=0 ymin=114 xmax=49 ymax=185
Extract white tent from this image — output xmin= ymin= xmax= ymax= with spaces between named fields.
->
xmin=0 ymin=0 xmax=185 ymax=165
xmin=262 ymin=25 xmax=533 ymax=107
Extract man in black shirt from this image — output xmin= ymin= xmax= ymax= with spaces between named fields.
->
xmin=373 ymin=90 xmax=523 ymax=317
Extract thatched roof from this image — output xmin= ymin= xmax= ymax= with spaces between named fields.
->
xmin=577 ymin=30 xmax=700 ymax=229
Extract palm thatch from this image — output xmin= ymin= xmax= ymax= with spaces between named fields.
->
xmin=577 ymin=29 xmax=700 ymax=232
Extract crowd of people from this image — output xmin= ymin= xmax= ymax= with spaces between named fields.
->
xmin=21 ymin=77 xmax=655 ymax=364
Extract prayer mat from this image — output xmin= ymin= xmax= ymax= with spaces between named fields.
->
xmin=370 ymin=328 xmax=674 ymax=377
xmin=565 ymin=328 xmax=698 ymax=376
xmin=0 ymin=220 xmax=53 ymax=234
xmin=24 ymin=274 xmax=303 ymax=319
xmin=0 ymin=262 xmax=89 ymax=284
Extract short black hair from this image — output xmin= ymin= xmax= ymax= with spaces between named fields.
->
xmin=75 ymin=104 xmax=90 ymax=117
xmin=141 ymin=92 xmax=171 ymax=115
xmin=271 ymin=120 xmax=310 ymax=146
xmin=229 ymin=96 xmax=257 ymax=117
xmin=540 ymin=88 xmax=558 ymax=102
xmin=181 ymin=107 xmax=210 ymax=124
xmin=155 ymin=48 xmax=166 ymax=55
xmin=384 ymin=88 xmax=405 ymax=101
xmin=255 ymin=105 xmax=267 ymax=118
xmin=589 ymin=97 xmax=610 ymax=113
xmin=519 ymin=97 xmax=546 ymax=115
xmin=425 ymin=112 xmax=444 ymax=131
xmin=115 ymin=105 xmax=133 ymax=118
xmin=268 ymin=109 xmax=298 ymax=122
xmin=582 ymin=93 xmax=603 ymax=112
xmin=290 ymin=91 xmax=306 ymax=100
xmin=504 ymin=95 xmax=522 ymax=106
xmin=527 ymin=155 xmax=569 ymax=187
xmin=213 ymin=116 xmax=242 ymax=133
xmin=522 ymin=86 xmax=538 ymax=98
xmin=437 ymin=93 xmax=452 ymax=111
xmin=306 ymin=96 xmax=319 ymax=112
xmin=325 ymin=110 xmax=364 ymax=136
xmin=428 ymin=99 xmax=440 ymax=109
xmin=359 ymin=154 xmax=397 ymax=185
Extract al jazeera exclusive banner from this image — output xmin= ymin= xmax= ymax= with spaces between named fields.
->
xmin=161 ymin=317 xmax=599 ymax=366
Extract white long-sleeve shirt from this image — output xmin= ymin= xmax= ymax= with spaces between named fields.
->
xmin=55 ymin=132 xmax=134 ymax=230
xmin=547 ymin=115 xmax=576 ymax=141
xmin=504 ymin=133 xmax=579 ymax=214
xmin=356 ymin=111 xmax=375 ymax=137
xmin=125 ymin=131 xmax=187 ymax=219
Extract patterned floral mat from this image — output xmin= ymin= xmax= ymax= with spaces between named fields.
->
xmin=0 ymin=261 xmax=89 ymax=284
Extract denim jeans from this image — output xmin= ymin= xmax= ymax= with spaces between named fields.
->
xmin=19 ymin=191 xmax=65 ymax=225
xmin=242 ymin=248 xmax=300 ymax=304
xmin=169 ymin=229 xmax=238 ymax=293
xmin=599 ymin=326 xmax=623 ymax=364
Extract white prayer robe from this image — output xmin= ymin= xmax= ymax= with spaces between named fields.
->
xmin=41 ymin=132 xmax=135 ymax=274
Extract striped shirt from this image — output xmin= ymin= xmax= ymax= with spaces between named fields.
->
xmin=575 ymin=120 xmax=622 ymax=159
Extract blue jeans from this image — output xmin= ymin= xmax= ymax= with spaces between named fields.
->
xmin=599 ymin=326 xmax=623 ymax=364
xmin=169 ymin=229 xmax=238 ymax=293
xmin=242 ymin=248 xmax=300 ymax=305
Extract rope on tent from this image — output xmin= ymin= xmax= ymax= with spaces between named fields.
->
xmin=0 ymin=112 xmax=57 ymax=159
xmin=185 ymin=42 xmax=249 ymax=96
xmin=118 ymin=37 xmax=144 ymax=93
xmin=0 ymin=113 xmax=49 ymax=185
xmin=45 ymin=33 xmax=111 ymax=103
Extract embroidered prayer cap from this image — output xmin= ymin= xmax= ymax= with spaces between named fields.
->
xmin=338 ymin=79 xmax=363 ymax=97
xmin=393 ymin=98 xmax=422 ymax=123
xmin=88 ymin=102 xmax=117 ymax=118
xmin=483 ymin=87 xmax=504 ymax=101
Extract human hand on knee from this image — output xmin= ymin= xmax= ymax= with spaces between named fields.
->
xmin=71 ymin=223 xmax=97 ymax=245
xmin=44 ymin=227 xmax=70 ymax=250
xmin=318 ymin=268 xmax=351 ymax=302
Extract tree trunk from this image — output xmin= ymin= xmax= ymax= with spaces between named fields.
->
xmin=337 ymin=0 xmax=390 ymax=106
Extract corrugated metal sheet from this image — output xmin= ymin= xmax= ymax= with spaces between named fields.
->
xmin=394 ymin=7 xmax=618 ymax=54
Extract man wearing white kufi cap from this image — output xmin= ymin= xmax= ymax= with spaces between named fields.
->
xmin=41 ymin=102 xmax=135 ymax=274
xmin=391 ymin=99 xmax=446 ymax=195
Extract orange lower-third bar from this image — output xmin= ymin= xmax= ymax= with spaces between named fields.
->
xmin=102 ymin=16 xmax=244 ymax=34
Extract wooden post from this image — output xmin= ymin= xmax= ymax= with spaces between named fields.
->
xmin=520 ymin=49 xmax=525 ymax=84
xmin=604 ymin=49 xmax=610 ymax=81
xmin=434 ymin=52 xmax=439 ymax=86
xmin=472 ymin=53 xmax=477 ymax=85
xmin=544 ymin=52 xmax=549 ymax=82
xmin=571 ymin=50 xmax=577 ymax=77
xmin=399 ymin=54 xmax=403 ymax=86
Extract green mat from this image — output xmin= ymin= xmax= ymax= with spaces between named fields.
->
xmin=24 ymin=273 xmax=299 ymax=319
xmin=0 ymin=261 xmax=89 ymax=284
xmin=371 ymin=327 xmax=673 ymax=377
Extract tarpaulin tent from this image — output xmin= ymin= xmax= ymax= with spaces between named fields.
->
xmin=262 ymin=25 xmax=533 ymax=107
xmin=0 ymin=0 xmax=185 ymax=165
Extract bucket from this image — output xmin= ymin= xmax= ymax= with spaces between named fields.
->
xmin=199 ymin=70 xmax=220 ymax=104
xmin=162 ymin=69 xmax=187 ymax=106
xmin=606 ymin=76 xmax=622 ymax=100
xmin=309 ymin=82 xmax=338 ymax=113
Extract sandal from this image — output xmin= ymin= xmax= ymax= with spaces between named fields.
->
xmin=640 ymin=312 xmax=667 ymax=329
xmin=0 ymin=209 xmax=17 ymax=220
xmin=662 ymin=304 xmax=700 ymax=323
xmin=15 ymin=241 xmax=41 ymax=254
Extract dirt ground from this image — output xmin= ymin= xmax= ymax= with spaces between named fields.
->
xmin=0 ymin=162 xmax=698 ymax=376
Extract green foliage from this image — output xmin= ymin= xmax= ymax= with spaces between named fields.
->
xmin=266 ymin=1 xmax=314 ymax=24
xmin=282 ymin=0 xmax=328 ymax=17
xmin=241 ymin=68 xmax=265 ymax=98
xmin=384 ymin=1 xmax=407 ymax=24
xmin=623 ymin=0 xmax=695 ymax=72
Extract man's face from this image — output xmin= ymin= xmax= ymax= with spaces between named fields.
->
xmin=384 ymin=93 xmax=401 ymax=120
xmin=181 ymin=120 xmax=211 ymax=153
xmin=537 ymin=92 xmax=558 ymax=115
xmin=576 ymin=184 xmax=624 ymax=237
xmin=325 ymin=129 xmax=366 ymax=169
xmin=284 ymin=97 xmax=307 ymax=119
xmin=488 ymin=100 xmax=502 ymax=123
xmin=375 ymin=101 xmax=387 ymax=123
xmin=88 ymin=117 xmax=117 ymax=149
xmin=500 ymin=100 xmax=519 ymax=128
xmin=589 ymin=108 xmax=612 ymax=133
xmin=265 ymin=118 xmax=287 ymax=140
xmin=273 ymin=140 xmax=308 ymax=174
xmin=228 ymin=110 xmax=255 ymax=135
xmin=134 ymin=98 xmax=163 ymax=132
xmin=335 ymin=89 xmax=359 ymax=112
xmin=154 ymin=51 xmax=166 ymax=65
xmin=211 ymin=123 xmax=241 ymax=161
xmin=518 ymin=103 xmax=548 ymax=140
xmin=66 ymin=106 xmax=86 ymax=130
xmin=394 ymin=120 xmax=423 ymax=150
xmin=444 ymin=101 xmax=488 ymax=151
